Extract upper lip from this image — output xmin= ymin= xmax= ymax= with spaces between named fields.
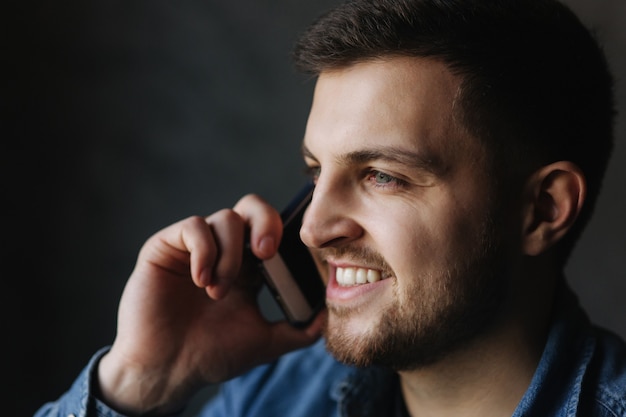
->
xmin=327 ymin=257 xmax=370 ymax=268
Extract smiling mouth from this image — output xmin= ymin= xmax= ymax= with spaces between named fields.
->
xmin=335 ymin=266 xmax=386 ymax=287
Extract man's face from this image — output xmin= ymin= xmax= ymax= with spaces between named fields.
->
xmin=300 ymin=57 xmax=513 ymax=370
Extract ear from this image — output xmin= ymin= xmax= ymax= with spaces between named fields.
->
xmin=521 ymin=161 xmax=586 ymax=256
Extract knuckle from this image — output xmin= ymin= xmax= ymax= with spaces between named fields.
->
xmin=234 ymin=193 xmax=264 ymax=211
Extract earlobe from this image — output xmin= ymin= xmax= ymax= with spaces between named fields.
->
xmin=521 ymin=162 xmax=586 ymax=256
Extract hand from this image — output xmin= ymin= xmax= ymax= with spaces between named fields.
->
xmin=97 ymin=194 xmax=325 ymax=416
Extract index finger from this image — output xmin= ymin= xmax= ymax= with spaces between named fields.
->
xmin=233 ymin=194 xmax=283 ymax=260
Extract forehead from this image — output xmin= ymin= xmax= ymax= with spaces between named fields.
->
xmin=303 ymin=57 xmax=478 ymax=167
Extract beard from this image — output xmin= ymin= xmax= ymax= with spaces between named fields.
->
xmin=322 ymin=211 xmax=511 ymax=371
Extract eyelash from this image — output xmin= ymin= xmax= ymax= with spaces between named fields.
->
xmin=303 ymin=165 xmax=405 ymax=190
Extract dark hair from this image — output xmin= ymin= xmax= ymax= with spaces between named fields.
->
xmin=293 ymin=0 xmax=615 ymax=264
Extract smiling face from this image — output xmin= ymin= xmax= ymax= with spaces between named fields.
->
xmin=300 ymin=57 xmax=515 ymax=370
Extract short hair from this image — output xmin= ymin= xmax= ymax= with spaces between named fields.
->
xmin=293 ymin=0 xmax=615 ymax=264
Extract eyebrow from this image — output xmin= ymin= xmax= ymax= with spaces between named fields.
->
xmin=301 ymin=143 xmax=446 ymax=176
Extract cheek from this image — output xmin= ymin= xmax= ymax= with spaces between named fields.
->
xmin=370 ymin=200 xmax=482 ymax=281
xmin=368 ymin=206 xmax=441 ymax=276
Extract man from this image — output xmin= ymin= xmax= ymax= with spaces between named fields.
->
xmin=35 ymin=0 xmax=625 ymax=416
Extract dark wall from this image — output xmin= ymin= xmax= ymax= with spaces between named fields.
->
xmin=3 ymin=1 xmax=624 ymax=416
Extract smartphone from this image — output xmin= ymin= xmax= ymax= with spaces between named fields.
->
xmin=256 ymin=182 xmax=326 ymax=327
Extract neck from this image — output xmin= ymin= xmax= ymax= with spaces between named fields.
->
xmin=399 ymin=269 xmax=558 ymax=417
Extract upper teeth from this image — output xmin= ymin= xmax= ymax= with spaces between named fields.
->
xmin=336 ymin=267 xmax=382 ymax=287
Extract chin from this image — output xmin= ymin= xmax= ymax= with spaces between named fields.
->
xmin=322 ymin=310 xmax=383 ymax=367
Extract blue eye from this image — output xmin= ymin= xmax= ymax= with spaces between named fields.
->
xmin=373 ymin=171 xmax=394 ymax=184
xmin=367 ymin=170 xmax=405 ymax=190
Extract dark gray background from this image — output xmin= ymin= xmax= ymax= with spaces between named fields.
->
xmin=3 ymin=1 xmax=624 ymax=416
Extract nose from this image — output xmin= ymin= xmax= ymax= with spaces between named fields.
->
xmin=300 ymin=179 xmax=363 ymax=249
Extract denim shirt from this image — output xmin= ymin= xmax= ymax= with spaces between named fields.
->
xmin=35 ymin=282 xmax=626 ymax=417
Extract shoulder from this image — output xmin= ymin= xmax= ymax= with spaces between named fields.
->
xmin=535 ymin=282 xmax=626 ymax=416
xmin=583 ymin=327 xmax=626 ymax=416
